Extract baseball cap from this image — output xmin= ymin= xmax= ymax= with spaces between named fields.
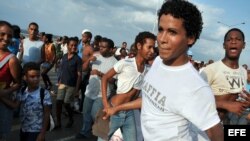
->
xmin=82 ymin=29 xmax=90 ymax=34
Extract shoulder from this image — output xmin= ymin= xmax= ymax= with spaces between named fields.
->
xmin=123 ymin=57 xmax=135 ymax=64
xmin=202 ymin=61 xmax=220 ymax=73
xmin=74 ymin=54 xmax=82 ymax=61
xmin=84 ymin=45 xmax=94 ymax=52
xmin=9 ymin=54 xmax=21 ymax=68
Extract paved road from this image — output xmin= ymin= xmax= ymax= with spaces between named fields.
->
xmin=7 ymin=69 xmax=98 ymax=141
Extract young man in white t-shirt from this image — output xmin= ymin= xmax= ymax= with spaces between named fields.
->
xmin=102 ymin=31 xmax=156 ymax=141
xmin=103 ymin=0 xmax=224 ymax=141
xmin=75 ymin=37 xmax=118 ymax=139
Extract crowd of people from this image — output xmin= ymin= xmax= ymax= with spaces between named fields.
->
xmin=1 ymin=0 xmax=250 ymax=141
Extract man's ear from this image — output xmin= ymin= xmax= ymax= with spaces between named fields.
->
xmin=187 ymin=36 xmax=195 ymax=47
xmin=23 ymin=75 xmax=27 ymax=81
xmin=137 ymin=42 xmax=142 ymax=50
xmin=223 ymin=43 xmax=226 ymax=49
xmin=243 ymin=42 xmax=246 ymax=49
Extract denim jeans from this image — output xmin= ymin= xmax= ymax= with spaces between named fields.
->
xmin=0 ymin=103 xmax=13 ymax=140
xmin=80 ymin=97 xmax=103 ymax=137
xmin=108 ymin=110 xmax=136 ymax=141
xmin=134 ymin=109 xmax=143 ymax=141
xmin=228 ymin=110 xmax=250 ymax=125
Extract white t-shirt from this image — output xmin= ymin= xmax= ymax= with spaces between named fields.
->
xmin=61 ymin=43 xmax=68 ymax=55
xmin=200 ymin=61 xmax=247 ymax=95
xmin=141 ymin=57 xmax=220 ymax=141
xmin=115 ymin=47 xmax=128 ymax=56
xmin=85 ymin=55 xmax=118 ymax=99
xmin=114 ymin=57 xmax=148 ymax=94
xmin=22 ymin=38 xmax=43 ymax=65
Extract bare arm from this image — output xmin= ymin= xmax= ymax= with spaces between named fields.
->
xmin=39 ymin=44 xmax=45 ymax=65
xmin=0 ymin=98 xmax=20 ymax=109
xmin=205 ymin=123 xmax=224 ymax=141
xmin=216 ymin=98 xmax=248 ymax=115
xmin=0 ymin=57 xmax=21 ymax=97
xmin=82 ymin=46 xmax=94 ymax=71
xmin=103 ymin=97 xmax=142 ymax=120
xmin=37 ymin=105 xmax=51 ymax=141
xmin=101 ymin=68 xmax=117 ymax=109
xmin=51 ymin=44 xmax=57 ymax=65
xmin=75 ymin=70 xmax=82 ymax=97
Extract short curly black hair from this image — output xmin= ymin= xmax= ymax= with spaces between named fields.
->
xmin=224 ymin=28 xmax=245 ymax=42
xmin=23 ymin=62 xmax=40 ymax=74
xmin=158 ymin=0 xmax=203 ymax=47
xmin=134 ymin=31 xmax=156 ymax=50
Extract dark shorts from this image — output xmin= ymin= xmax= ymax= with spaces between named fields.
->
xmin=20 ymin=129 xmax=41 ymax=141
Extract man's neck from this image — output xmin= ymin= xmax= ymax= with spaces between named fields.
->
xmin=27 ymin=86 xmax=39 ymax=93
xmin=29 ymin=36 xmax=38 ymax=41
xmin=83 ymin=42 xmax=90 ymax=47
xmin=222 ymin=58 xmax=239 ymax=69
xmin=135 ymin=55 xmax=146 ymax=73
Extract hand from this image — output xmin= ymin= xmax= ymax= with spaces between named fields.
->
xmin=89 ymin=56 xmax=96 ymax=62
xmin=102 ymin=107 xmax=117 ymax=120
xmin=10 ymin=83 xmax=20 ymax=92
xmin=36 ymin=132 xmax=45 ymax=141
xmin=238 ymin=89 xmax=250 ymax=106
xmin=226 ymin=101 xmax=248 ymax=115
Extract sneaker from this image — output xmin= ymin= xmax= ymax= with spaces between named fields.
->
xmin=75 ymin=133 xmax=88 ymax=139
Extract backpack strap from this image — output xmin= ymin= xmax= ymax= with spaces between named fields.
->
xmin=0 ymin=54 xmax=14 ymax=69
xmin=21 ymin=86 xmax=27 ymax=95
xmin=40 ymin=88 xmax=45 ymax=108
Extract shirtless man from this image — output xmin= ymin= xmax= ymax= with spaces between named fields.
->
xmin=82 ymin=31 xmax=94 ymax=72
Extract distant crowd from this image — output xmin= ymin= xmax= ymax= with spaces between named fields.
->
xmin=1 ymin=0 xmax=250 ymax=141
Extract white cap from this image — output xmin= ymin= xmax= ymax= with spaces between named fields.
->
xmin=82 ymin=29 xmax=90 ymax=34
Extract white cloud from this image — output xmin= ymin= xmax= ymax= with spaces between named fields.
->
xmin=1 ymin=0 xmax=249 ymax=66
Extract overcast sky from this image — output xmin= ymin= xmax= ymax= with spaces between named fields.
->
xmin=1 ymin=0 xmax=249 ymax=66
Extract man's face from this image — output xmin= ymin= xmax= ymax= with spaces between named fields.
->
xmin=99 ymin=41 xmax=111 ymax=57
xmin=137 ymin=38 xmax=155 ymax=60
xmin=67 ymin=40 xmax=78 ymax=54
xmin=82 ymin=33 xmax=90 ymax=44
xmin=28 ymin=24 xmax=39 ymax=40
xmin=157 ymin=14 xmax=194 ymax=66
xmin=122 ymin=42 xmax=127 ymax=48
xmin=223 ymin=30 xmax=245 ymax=60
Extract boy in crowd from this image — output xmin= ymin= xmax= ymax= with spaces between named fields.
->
xmin=1 ymin=62 xmax=52 ymax=141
